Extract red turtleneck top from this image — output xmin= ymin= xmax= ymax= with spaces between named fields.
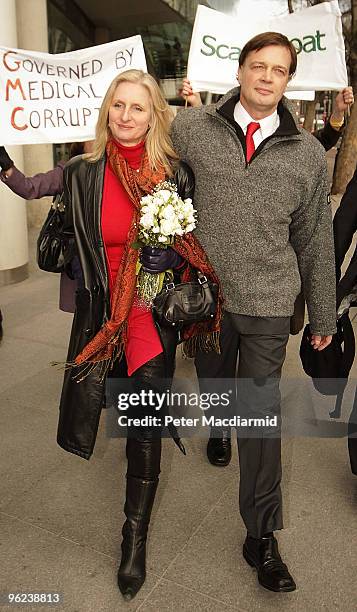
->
xmin=101 ymin=140 xmax=163 ymax=376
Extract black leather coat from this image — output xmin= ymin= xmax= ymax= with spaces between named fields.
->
xmin=57 ymin=155 xmax=194 ymax=460
xmin=333 ymin=166 xmax=357 ymax=307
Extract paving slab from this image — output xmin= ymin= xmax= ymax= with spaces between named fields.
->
xmin=137 ymin=577 xmax=237 ymax=611
xmin=163 ymin=478 xmax=357 ymax=611
xmin=0 ymin=513 xmax=159 ymax=612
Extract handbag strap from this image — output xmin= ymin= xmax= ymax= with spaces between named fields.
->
xmin=164 ymin=270 xmax=209 ymax=291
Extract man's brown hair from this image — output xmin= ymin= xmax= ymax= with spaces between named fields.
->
xmin=239 ymin=32 xmax=297 ymax=76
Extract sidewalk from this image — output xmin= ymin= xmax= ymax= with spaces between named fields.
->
xmin=0 ymin=227 xmax=356 ymax=612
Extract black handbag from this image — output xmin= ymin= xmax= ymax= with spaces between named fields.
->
xmin=37 ymin=193 xmax=75 ymax=273
xmin=300 ymin=313 xmax=355 ymax=418
xmin=152 ymin=271 xmax=218 ymax=329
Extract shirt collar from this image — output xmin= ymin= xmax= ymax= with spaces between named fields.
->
xmin=233 ymin=101 xmax=280 ymax=139
xmin=213 ymin=88 xmax=300 ymax=138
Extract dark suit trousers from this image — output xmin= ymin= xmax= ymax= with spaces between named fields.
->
xmin=195 ymin=311 xmax=290 ymax=538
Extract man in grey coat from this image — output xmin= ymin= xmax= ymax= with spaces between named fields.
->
xmin=171 ymin=32 xmax=337 ymax=592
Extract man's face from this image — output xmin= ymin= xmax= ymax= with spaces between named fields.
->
xmin=237 ymin=45 xmax=291 ymax=119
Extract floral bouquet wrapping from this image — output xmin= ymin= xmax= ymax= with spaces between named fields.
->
xmin=134 ymin=180 xmax=197 ymax=303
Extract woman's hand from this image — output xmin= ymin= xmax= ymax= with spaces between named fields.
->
xmin=0 ymin=146 xmax=14 ymax=173
xmin=141 ymin=246 xmax=183 ymax=273
xmin=179 ymin=78 xmax=203 ymax=108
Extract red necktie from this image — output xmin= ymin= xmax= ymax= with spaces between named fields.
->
xmin=245 ymin=121 xmax=260 ymax=163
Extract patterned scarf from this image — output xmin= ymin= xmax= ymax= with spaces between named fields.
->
xmin=73 ymin=138 xmax=223 ymax=374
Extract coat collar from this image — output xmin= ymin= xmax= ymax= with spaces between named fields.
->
xmin=205 ymin=87 xmax=300 ymax=138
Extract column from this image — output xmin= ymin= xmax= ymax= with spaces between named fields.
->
xmin=16 ymin=0 xmax=53 ymax=228
xmin=0 ymin=0 xmax=28 ymax=286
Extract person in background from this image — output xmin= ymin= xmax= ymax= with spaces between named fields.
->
xmin=0 ymin=146 xmax=65 ymax=199
xmin=333 ymin=163 xmax=357 ymax=476
xmin=334 ymin=164 xmax=357 ymax=307
xmin=171 ymin=32 xmax=337 ymax=593
xmin=0 ymin=141 xmax=93 ymax=202
xmin=0 ymin=142 xmax=93 ymax=322
xmin=180 ymin=79 xmax=354 ymax=469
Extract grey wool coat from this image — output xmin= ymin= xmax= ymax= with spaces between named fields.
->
xmin=171 ymin=88 xmax=337 ymax=336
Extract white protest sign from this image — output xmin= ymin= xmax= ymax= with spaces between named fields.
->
xmin=285 ymin=90 xmax=316 ymax=101
xmin=188 ymin=2 xmax=347 ymax=94
xmin=0 ymin=36 xmax=147 ymax=145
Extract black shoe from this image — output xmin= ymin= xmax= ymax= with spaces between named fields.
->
xmin=243 ymin=533 xmax=296 ymax=592
xmin=207 ymin=429 xmax=231 ymax=466
xmin=117 ymin=476 xmax=159 ymax=601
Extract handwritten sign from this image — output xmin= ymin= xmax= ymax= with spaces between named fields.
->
xmin=0 ymin=36 xmax=147 ymax=144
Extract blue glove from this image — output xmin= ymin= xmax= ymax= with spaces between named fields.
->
xmin=141 ymin=246 xmax=183 ymax=274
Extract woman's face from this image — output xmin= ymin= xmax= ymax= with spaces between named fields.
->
xmin=108 ymin=81 xmax=152 ymax=146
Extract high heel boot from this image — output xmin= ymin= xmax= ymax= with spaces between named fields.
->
xmin=117 ymin=475 xmax=159 ymax=600
xmin=117 ymin=434 xmax=161 ymax=601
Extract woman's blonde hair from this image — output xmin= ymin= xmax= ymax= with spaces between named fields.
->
xmin=86 ymin=69 xmax=178 ymax=175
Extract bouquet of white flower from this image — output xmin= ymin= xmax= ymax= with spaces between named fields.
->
xmin=134 ymin=180 xmax=197 ymax=303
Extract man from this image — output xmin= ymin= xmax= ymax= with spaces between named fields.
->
xmin=171 ymin=32 xmax=337 ymax=592
xmin=180 ymin=83 xmax=353 ymax=468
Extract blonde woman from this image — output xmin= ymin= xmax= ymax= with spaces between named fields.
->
xmin=57 ymin=70 xmax=221 ymax=601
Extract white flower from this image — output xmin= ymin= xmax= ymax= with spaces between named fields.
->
xmin=161 ymin=204 xmax=176 ymax=220
xmin=183 ymin=202 xmax=195 ymax=215
xmin=140 ymin=213 xmax=154 ymax=229
xmin=159 ymin=189 xmax=172 ymax=203
xmin=158 ymin=235 xmax=169 ymax=243
xmin=140 ymin=195 xmax=151 ymax=206
xmin=160 ymin=219 xmax=176 ymax=236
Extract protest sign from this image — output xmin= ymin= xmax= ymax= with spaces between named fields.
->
xmin=0 ymin=36 xmax=147 ymax=145
xmin=187 ymin=1 xmax=348 ymax=94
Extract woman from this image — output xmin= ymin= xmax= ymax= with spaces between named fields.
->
xmin=58 ymin=69 xmax=221 ymax=601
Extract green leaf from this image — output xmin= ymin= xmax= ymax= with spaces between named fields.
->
xmin=131 ymin=241 xmax=144 ymax=249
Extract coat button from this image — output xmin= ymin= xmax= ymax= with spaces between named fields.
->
xmin=85 ymin=328 xmax=92 ymax=336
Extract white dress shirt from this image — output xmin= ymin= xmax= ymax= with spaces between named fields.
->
xmin=233 ymin=101 xmax=280 ymax=149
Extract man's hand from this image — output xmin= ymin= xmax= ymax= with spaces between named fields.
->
xmin=0 ymin=146 xmax=14 ymax=172
xmin=330 ymin=86 xmax=354 ymax=123
xmin=310 ymin=334 xmax=333 ymax=351
xmin=179 ymin=78 xmax=203 ymax=108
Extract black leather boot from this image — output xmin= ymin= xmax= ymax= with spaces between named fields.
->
xmin=117 ymin=429 xmax=161 ymax=601
xmin=117 ymin=474 xmax=159 ymax=601
xmin=207 ymin=428 xmax=231 ymax=466
xmin=117 ymin=338 xmax=176 ymax=601
xmin=243 ymin=533 xmax=296 ymax=592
